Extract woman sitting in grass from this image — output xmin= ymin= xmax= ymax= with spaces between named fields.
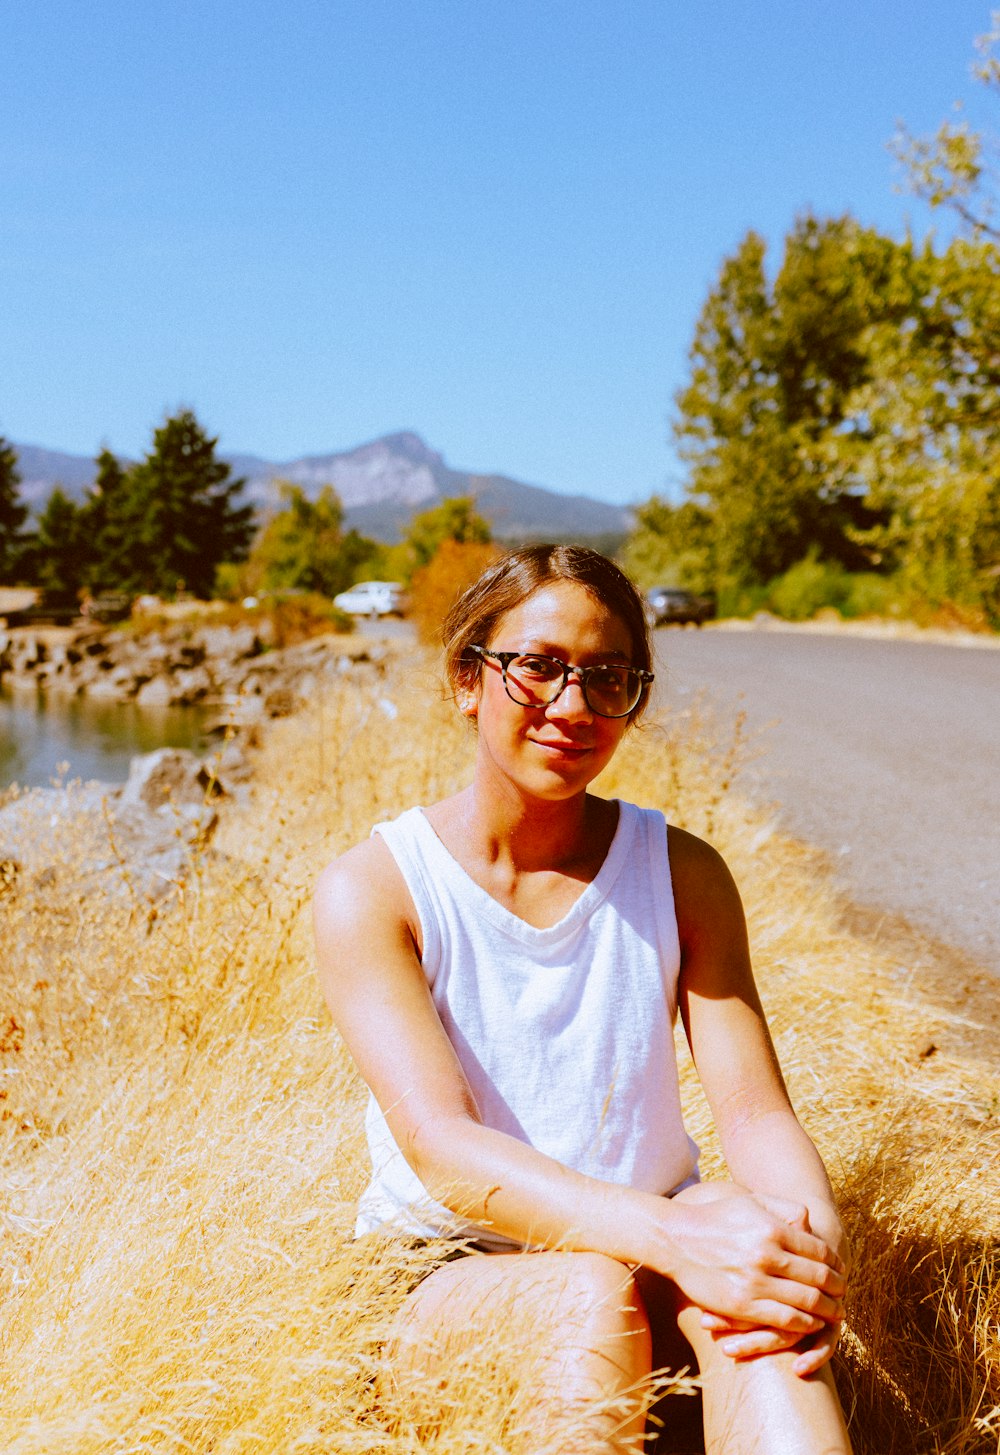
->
xmin=314 ymin=545 xmax=853 ymax=1454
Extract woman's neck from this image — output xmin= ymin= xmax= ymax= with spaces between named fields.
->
xmin=449 ymin=776 xmax=613 ymax=878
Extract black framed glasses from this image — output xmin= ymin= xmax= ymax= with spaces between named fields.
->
xmin=470 ymin=646 xmax=653 ymax=719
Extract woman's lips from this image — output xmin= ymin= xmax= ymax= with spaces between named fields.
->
xmin=531 ymin=739 xmax=592 ymax=756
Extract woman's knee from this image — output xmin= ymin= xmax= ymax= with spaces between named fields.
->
xmin=671 ymin=1178 xmax=743 ymax=1209
xmin=397 ymin=1249 xmax=648 ymax=1354
xmin=529 ymin=1253 xmax=652 ymax=1412
xmin=542 ymin=1252 xmax=651 ymax=1348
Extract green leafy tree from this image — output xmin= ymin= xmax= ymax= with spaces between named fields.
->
xmin=673 ymin=228 xmax=812 ymax=587
xmin=0 ymin=438 xmax=28 ymax=580
xmin=244 ymin=481 xmax=377 ymax=596
xmin=404 ymin=495 xmax=492 ymax=578
xmin=672 ymin=218 xmax=903 ymax=593
xmin=620 ymin=498 xmax=715 ymax=590
xmin=114 ymin=410 xmax=254 ymax=596
xmin=836 ymin=236 xmax=1000 ymax=617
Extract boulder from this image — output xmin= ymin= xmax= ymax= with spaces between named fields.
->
xmin=171 ymin=664 xmax=214 ymax=703
xmin=120 ymin=748 xmax=224 ymax=812
xmin=0 ymin=752 xmax=224 ymax=904
xmin=263 ymin=685 xmax=299 ymax=718
xmin=135 ymin=676 xmax=173 ymax=708
xmin=195 ymin=624 xmax=261 ymax=661
xmin=85 ymin=672 xmax=135 ymax=701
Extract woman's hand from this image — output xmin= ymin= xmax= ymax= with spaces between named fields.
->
xmin=698 ymin=1311 xmax=843 ymax=1374
xmin=660 ymin=1185 xmax=847 ymax=1346
xmin=689 ymin=1192 xmax=849 ymax=1375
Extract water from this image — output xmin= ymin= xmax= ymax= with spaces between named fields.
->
xmin=0 ymin=684 xmax=211 ymax=789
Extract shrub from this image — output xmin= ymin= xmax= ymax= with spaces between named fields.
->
xmin=840 ymin=572 xmax=903 ymax=620
xmin=765 ymin=553 xmax=852 ymax=620
xmin=408 ymin=538 xmax=501 ymax=645
xmin=129 ymin=592 xmax=352 ymax=646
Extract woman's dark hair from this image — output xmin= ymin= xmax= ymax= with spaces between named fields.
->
xmin=442 ymin=544 xmax=653 ymax=723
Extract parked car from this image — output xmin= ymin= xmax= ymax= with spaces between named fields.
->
xmin=84 ymin=593 xmax=134 ymax=624
xmin=644 ymin=586 xmax=716 ymax=627
xmin=332 ymin=580 xmax=407 ymax=618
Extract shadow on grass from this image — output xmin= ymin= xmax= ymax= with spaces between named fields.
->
xmin=836 ymin=1143 xmax=999 ymax=1454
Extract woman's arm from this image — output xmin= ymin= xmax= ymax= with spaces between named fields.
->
xmin=670 ymin=824 xmax=849 ymax=1372
xmin=314 ymin=836 xmax=845 ymax=1341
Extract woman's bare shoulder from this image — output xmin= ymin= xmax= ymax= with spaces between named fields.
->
xmin=666 ymin=822 xmax=736 ymax=888
xmin=665 ymin=822 xmax=747 ymax=958
xmin=313 ymin=833 xmax=412 ymax=937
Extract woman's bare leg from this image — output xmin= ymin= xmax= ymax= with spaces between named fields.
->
xmin=388 ymin=1250 xmax=654 ymax=1454
xmin=639 ymin=1181 xmax=854 ymax=1455
xmin=677 ymin=1301 xmax=853 ymax=1455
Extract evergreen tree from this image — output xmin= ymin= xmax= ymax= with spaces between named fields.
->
xmin=29 ymin=488 xmax=85 ymax=602
xmin=0 ymin=437 xmax=28 ymax=580
xmin=116 ymin=411 xmax=254 ymax=596
xmin=81 ymin=448 xmax=136 ymax=592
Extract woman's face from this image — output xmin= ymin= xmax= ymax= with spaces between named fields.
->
xmin=465 ymin=579 xmax=635 ymax=801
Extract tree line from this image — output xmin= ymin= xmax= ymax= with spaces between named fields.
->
xmin=624 ymin=215 xmax=1000 ymax=625
xmin=0 ymin=411 xmax=496 ymax=611
xmin=0 ymin=413 xmax=255 ymax=602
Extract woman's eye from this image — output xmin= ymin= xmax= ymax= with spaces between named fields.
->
xmin=590 ymin=667 xmax=626 ymax=690
xmin=517 ymin=656 xmax=561 ymax=680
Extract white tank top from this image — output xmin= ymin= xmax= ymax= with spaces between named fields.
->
xmin=355 ymin=799 xmax=699 ymax=1248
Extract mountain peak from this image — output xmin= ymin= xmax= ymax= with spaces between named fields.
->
xmin=371 ymin=430 xmax=444 ymax=468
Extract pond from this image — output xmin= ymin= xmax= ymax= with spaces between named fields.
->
xmin=0 ymin=685 xmax=211 ymax=789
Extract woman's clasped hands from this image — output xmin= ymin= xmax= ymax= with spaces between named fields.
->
xmin=662 ymin=1183 xmax=849 ymax=1377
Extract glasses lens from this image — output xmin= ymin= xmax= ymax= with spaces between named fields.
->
xmin=504 ymin=656 xmax=642 ymax=717
xmin=505 ymin=654 xmax=566 ymax=706
xmin=583 ymin=665 xmax=642 ymax=717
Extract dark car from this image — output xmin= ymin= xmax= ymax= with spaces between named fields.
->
xmin=84 ymin=593 xmax=134 ymax=624
xmin=644 ymin=586 xmax=716 ymax=627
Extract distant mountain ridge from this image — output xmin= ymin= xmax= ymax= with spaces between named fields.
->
xmin=13 ymin=431 xmax=629 ymax=545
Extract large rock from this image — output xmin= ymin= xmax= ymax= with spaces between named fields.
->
xmin=0 ymin=749 xmax=224 ymax=903
xmin=194 ymin=624 xmax=262 ymax=661
xmin=120 ymin=748 xmax=225 ymax=812
xmin=135 ymin=676 xmax=173 ymax=708
xmin=170 ymin=665 xmax=213 ymax=703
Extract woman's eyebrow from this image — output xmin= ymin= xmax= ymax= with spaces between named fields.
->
xmin=515 ymin=643 xmax=632 ymax=662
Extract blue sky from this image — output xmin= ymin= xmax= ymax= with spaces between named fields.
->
xmin=3 ymin=1 xmax=995 ymax=506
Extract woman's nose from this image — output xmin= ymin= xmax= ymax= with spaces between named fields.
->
xmin=546 ymin=671 xmax=593 ymax=718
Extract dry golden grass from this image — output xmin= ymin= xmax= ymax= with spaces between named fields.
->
xmin=0 ymin=655 xmax=996 ymax=1453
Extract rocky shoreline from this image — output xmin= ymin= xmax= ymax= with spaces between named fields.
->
xmin=0 ymin=619 xmax=390 ymax=721
xmin=0 ymin=622 xmax=397 ymax=903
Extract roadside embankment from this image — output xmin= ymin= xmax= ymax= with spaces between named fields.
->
xmin=706 ymin=609 xmax=1000 ymax=649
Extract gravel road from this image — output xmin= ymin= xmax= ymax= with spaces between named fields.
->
xmin=653 ymin=625 xmax=1000 ymax=973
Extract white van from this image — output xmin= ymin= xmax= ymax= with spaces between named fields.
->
xmin=332 ymin=581 xmax=407 ymax=618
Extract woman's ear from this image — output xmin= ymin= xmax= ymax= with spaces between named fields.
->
xmin=457 ymin=688 xmax=479 ymax=718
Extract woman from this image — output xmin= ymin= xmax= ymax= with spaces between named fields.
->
xmin=314 ymin=545 xmax=853 ymax=1454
